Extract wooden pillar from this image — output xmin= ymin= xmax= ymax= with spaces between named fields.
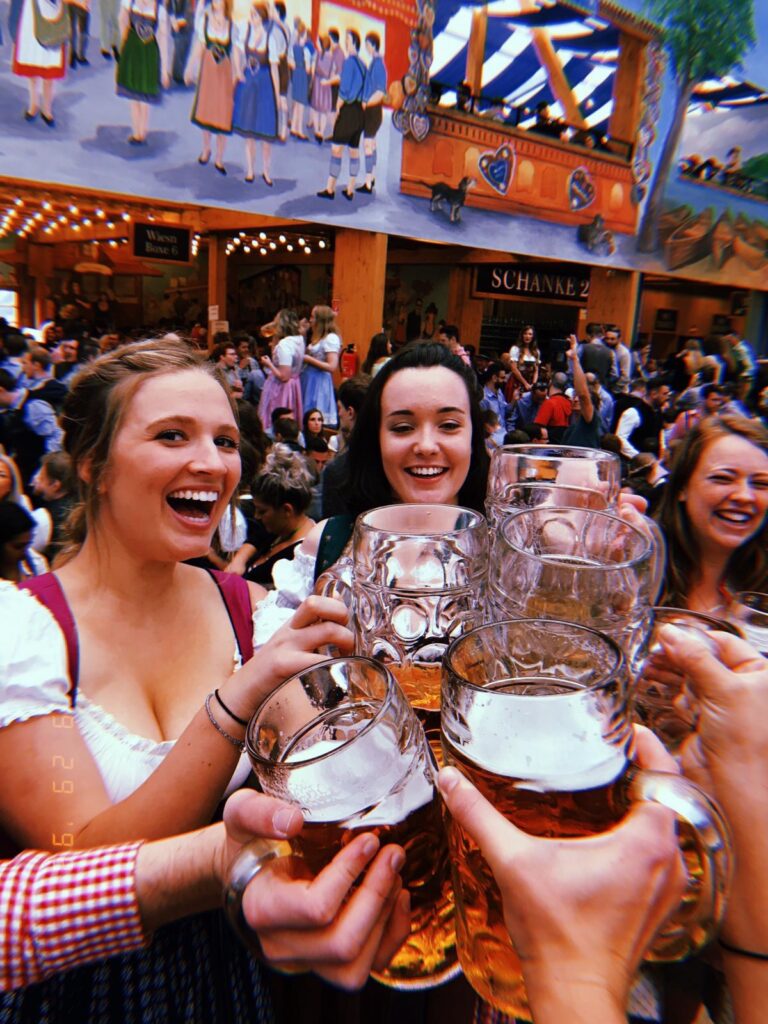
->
xmin=447 ymin=266 xmax=484 ymax=350
xmin=465 ymin=7 xmax=488 ymax=98
xmin=332 ymin=229 xmax=387 ymax=366
xmin=608 ymin=34 xmax=646 ymax=148
xmin=531 ymin=30 xmax=586 ymax=128
xmin=207 ymin=236 xmax=228 ymax=349
xmin=585 ymin=268 xmax=641 ymax=342
xmin=26 ymin=243 xmax=54 ymax=328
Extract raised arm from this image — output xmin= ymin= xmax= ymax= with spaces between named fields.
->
xmin=566 ymin=333 xmax=594 ymax=423
xmin=0 ymin=598 xmax=353 ymax=850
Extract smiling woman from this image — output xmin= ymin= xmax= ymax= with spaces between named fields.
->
xmin=656 ymin=415 xmax=768 ymax=613
xmin=0 ymin=339 xmax=408 ymax=1023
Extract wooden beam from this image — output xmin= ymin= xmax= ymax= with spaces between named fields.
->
xmin=608 ymin=32 xmax=646 ymax=145
xmin=332 ymin=230 xmax=387 ymax=366
xmin=531 ymin=29 xmax=586 ymax=129
xmin=208 ymin=236 xmax=228 ymax=345
xmin=465 ymin=6 xmax=488 ymax=98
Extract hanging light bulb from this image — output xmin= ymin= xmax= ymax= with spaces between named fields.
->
xmin=122 ymin=212 xmax=131 ymax=221
xmin=303 ymin=246 xmax=311 ymax=255
xmin=258 ymin=231 xmax=267 ymax=240
xmin=269 ymin=241 xmax=276 ymax=250
xmin=298 ymin=237 xmax=305 ymax=246
xmin=95 ymin=208 xmax=105 ymax=218
xmin=42 ymin=200 xmax=52 ymax=211
xmin=318 ymin=240 xmax=326 ymax=249
xmin=14 ymin=198 xmax=23 ymax=207
xmin=286 ymin=244 xmax=294 ymax=252
xmin=278 ymin=234 xmax=286 ymax=243
xmin=243 ymin=245 xmax=251 ymax=253
xmin=260 ymin=247 xmax=267 ymax=255
xmin=69 ymin=204 xmax=78 ymax=215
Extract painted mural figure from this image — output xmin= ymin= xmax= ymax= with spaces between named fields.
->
xmin=166 ymin=0 xmax=194 ymax=85
xmin=326 ymin=26 xmax=343 ymax=128
xmin=317 ymin=29 xmax=366 ymax=201
xmin=309 ymin=33 xmax=333 ymax=143
xmin=98 ymin=0 xmax=119 ymax=60
xmin=116 ymin=0 xmax=170 ymax=144
xmin=13 ymin=0 xmax=67 ymax=126
xmin=288 ymin=18 xmax=311 ymax=139
xmin=358 ymin=31 xmax=386 ymax=195
xmin=232 ymin=1 xmax=278 ymax=185
xmin=186 ymin=0 xmax=234 ymax=174
xmin=271 ymin=0 xmax=289 ymax=141
xmin=66 ymin=0 xmax=89 ymax=68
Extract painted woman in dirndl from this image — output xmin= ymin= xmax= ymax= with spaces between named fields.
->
xmin=185 ymin=0 xmax=234 ymax=175
xmin=231 ymin=1 xmax=278 ymax=185
xmin=115 ymin=0 xmax=169 ymax=144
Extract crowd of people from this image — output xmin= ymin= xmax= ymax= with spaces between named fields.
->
xmin=0 ymin=308 xmax=766 ymax=1024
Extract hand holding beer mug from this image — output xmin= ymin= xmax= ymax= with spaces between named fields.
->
xmin=437 ymin=732 xmax=686 ymax=1024
xmin=441 ymin=620 xmax=732 ymax=1021
xmin=634 ymin=608 xmax=744 ymax=753
xmin=230 ymin=657 xmax=459 ymax=989
xmin=353 ymin=504 xmax=488 ymax=721
xmin=488 ymin=506 xmax=656 ymax=671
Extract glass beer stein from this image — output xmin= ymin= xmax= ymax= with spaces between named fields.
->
xmin=730 ymin=592 xmax=768 ymax=656
xmin=441 ymin=620 xmax=732 ymax=1022
xmin=488 ymin=506 xmax=656 ymax=672
xmin=234 ymin=657 xmax=459 ymax=989
xmin=485 ymin=445 xmax=622 ymax=529
xmin=353 ymin=504 xmax=488 ymax=722
xmin=634 ymin=608 xmax=745 ymax=752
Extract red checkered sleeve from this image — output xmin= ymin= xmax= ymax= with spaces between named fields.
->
xmin=0 ymin=843 xmax=149 ymax=992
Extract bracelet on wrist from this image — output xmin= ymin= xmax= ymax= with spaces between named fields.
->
xmin=214 ymin=688 xmax=249 ymax=727
xmin=205 ymin=693 xmax=245 ymax=752
xmin=719 ymin=937 xmax=768 ymax=961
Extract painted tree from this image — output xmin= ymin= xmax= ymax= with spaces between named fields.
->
xmin=637 ymin=0 xmax=756 ymax=253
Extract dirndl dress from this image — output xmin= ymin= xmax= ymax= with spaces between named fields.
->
xmin=258 ymin=334 xmax=305 ymax=429
xmin=191 ymin=13 xmax=233 ymax=133
xmin=301 ymin=333 xmax=340 ymax=427
xmin=232 ymin=22 xmax=277 ymax=139
xmin=310 ymin=49 xmax=333 ymax=114
xmin=12 ymin=0 xmax=66 ymax=79
xmin=116 ymin=0 xmax=162 ymax=103
xmin=290 ymin=39 xmax=308 ymax=104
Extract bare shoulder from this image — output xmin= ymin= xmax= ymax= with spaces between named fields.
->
xmin=247 ymin=580 xmax=268 ymax=607
xmin=300 ymin=519 xmax=329 ymax=559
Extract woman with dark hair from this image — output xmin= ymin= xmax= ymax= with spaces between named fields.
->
xmin=0 ymin=502 xmax=45 ymax=582
xmin=508 ymin=324 xmax=540 ymax=392
xmin=656 ymin=415 xmax=768 ymax=612
xmin=361 ymin=331 xmax=392 ymax=377
xmin=346 ymin=341 xmax=489 ymax=518
xmin=253 ymin=342 xmax=489 ymax=635
xmin=303 ymin=407 xmax=327 ymax=444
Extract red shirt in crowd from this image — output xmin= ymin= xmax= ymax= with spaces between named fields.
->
xmin=535 ymin=393 xmax=573 ymax=428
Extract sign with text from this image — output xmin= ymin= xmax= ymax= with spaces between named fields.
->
xmin=133 ymin=223 xmax=191 ymax=264
xmin=473 ymin=263 xmax=590 ymax=304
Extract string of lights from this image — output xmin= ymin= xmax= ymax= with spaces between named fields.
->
xmin=224 ymin=231 xmax=331 ymax=257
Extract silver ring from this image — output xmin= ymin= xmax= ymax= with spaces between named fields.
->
xmin=223 ymin=838 xmax=289 ymax=956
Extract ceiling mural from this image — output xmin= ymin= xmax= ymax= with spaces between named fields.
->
xmin=0 ymin=0 xmax=766 ymax=288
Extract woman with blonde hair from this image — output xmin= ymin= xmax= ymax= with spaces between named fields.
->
xmin=301 ymin=304 xmax=341 ymax=427
xmin=0 ymin=338 xmax=409 ymax=1022
xmin=258 ymin=308 xmax=305 ymax=428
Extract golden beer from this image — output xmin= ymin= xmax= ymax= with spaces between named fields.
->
xmin=283 ymin=735 xmax=458 ymax=988
xmin=389 ymin=661 xmax=442 ymax=713
xmin=442 ymin=730 xmax=629 ymax=1020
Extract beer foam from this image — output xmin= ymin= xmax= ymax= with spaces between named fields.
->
xmin=452 ymin=686 xmax=626 ymax=792
xmin=284 ymin=726 xmax=434 ymax=823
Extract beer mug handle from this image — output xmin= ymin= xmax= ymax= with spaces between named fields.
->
xmin=630 ymin=769 xmax=733 ymax=961
xmin=223 ymin=837 xmax=293 ymax=956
